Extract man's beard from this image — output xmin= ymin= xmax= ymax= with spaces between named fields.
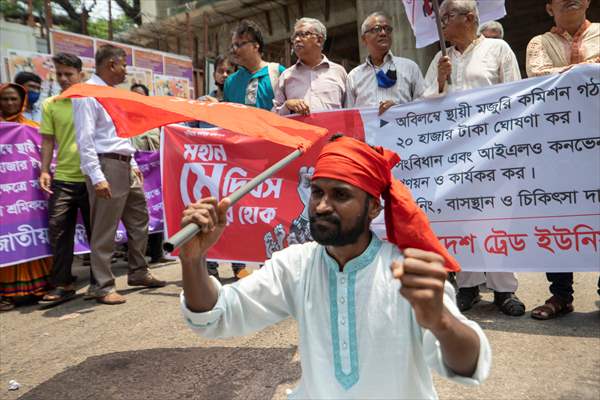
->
xmin=309 ymin=200 xmax=370 ymax=246
xmin=215 ymin=81 xmax=224 ymax=90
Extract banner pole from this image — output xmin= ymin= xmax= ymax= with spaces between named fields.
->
xmin=431 ymin=0 xmax=452 ymax=85
xmin=163 ymin=148 xmax=305 ymax=252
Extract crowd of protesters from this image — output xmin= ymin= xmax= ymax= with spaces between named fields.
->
xmin=0 ymin=0 xmax=598 ymax=317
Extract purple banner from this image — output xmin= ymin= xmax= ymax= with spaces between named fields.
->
xmin=136 ymin=150 xmax=163 ymax=232
xmin=0 ymin=123 xmax=163 ymax=267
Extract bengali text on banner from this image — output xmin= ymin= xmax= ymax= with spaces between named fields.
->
xmin=162 ymin=65 xmax=600 ymax=272
xmin=0 ymin=123 xmax=163 ymax=268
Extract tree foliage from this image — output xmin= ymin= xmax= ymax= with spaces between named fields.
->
xmin=0 ymin=0 xmax=140 ymax=36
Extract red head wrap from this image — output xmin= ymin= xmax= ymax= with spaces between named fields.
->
xmin=312 ymin=136 xmax=460 ymax=272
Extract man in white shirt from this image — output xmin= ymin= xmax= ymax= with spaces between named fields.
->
xmin=272 ymin=18 xmax=347 ymax=115
xmin=422 ymin=0 xmax=525 ymax=317
xmin=73 ymin=45 xmax=165 ymax=305
xmin=347 ymin=12 xmax=425 ymax=115
xmin=178 ymin=136 xmax=491 ymax=399
xmin=423 ymin=0 xmax=521 ymax=97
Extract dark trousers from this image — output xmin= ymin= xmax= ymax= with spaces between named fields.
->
xmin=547 ymin=273 xmax=600 ymax=302
xmin=147 ymin=232 xmax=163 ymax=261
xmin=47 ymin=180 xmax=92 ymax=287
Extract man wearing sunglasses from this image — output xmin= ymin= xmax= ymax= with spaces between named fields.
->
xmin=272 ymin=18 xmax=347 ymax=115
xmin=224 ymin=20 xmax=285 ymax=111
xmin=347 ymin=12 xmax=425 ymax=116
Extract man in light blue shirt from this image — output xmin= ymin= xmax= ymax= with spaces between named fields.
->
xmin=224 ymin=20 xmax=284 ymax=111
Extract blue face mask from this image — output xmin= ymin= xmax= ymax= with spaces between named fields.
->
xmin=27 ymin=91 xmax=40 ymax=106
xmin=376 ymin=68 xmax=397 ymax=89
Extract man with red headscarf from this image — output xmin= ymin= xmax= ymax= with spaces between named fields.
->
xmin=177 ymin=136 xmax=490 ymax=398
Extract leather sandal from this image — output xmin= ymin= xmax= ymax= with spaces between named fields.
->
xmin=40 ymin=287 xmax=76 ymax=304
xmin=531 ymin=295 xmax=573 ymax=320
xmin=96 ymin=292 xmax=126 ymax=305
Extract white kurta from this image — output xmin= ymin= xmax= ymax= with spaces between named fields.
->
xmin=422 ymin=36 xmax=521 ymax=98
xmin=181 ymin=236 xmax=491 ymax=399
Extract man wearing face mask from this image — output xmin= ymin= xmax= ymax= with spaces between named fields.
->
xmin=14 ymin=71 xmax=43 ymax=123
xmin=73 ymin=44 xmax=165 ymax=305
xmin=347 ymin=12 xmax=425 ymax=115
xmin=272 ymin=17 xmax=347 ymax=115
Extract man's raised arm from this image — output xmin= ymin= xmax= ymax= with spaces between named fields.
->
xmin=179 ymin=197 xmax=231 ymax=312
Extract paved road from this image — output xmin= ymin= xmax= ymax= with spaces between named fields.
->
xmin=1 ymin=260 xmax=598 ymax=399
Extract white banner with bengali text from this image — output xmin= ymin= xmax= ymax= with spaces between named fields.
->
xmin=362 ymin=64 xmax=600 ymax=272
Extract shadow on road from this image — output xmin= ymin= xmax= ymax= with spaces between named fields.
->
xmin=464 ymin=300 xmax=600 ymax=338
xmin=18 ymin=346 xmax=300 ymax=400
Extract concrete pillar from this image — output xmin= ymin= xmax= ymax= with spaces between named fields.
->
xmin=355 ymin=0 xmax=438 ymax=75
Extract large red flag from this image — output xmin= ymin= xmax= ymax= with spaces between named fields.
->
xmin=60 ymin=83 xmax=327 ymax=151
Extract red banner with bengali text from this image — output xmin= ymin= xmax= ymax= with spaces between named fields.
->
xmin=162 ymin=110 xmax=365 ymax=262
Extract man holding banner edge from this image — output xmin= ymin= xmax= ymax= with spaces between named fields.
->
xmin=422 ymin=0 xmax=525 ymax=316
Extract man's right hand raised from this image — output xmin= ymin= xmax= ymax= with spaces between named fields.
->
xmin=179 ymin=197 xmax=231 ymax=262
xmin=94 ymin=181 xmax=112 ymax=199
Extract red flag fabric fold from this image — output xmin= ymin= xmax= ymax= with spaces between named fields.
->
xmin=312 ymin=136 xmax=461 ymax=272
xmin=60 ymin=83 xmax=327 ymax=151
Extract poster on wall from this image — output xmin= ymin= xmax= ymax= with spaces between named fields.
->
xmin=4 ymin=49 xmax=60 ymax=101
xmin=118 ymin=66 xmax=154 ymax=94
xmin=50 ymin=30 xmax=95 ymax=59
xmin=48 ymin=29 xmax=194 ymax=96
xmin=4 ymin=50 xmax=96 ymax=101
xmin=133 ymin=49 xmax=164 ymax=75
xmin=163 ymin=55 xmax=194 ymax=81
xmin=154 ymin=74 xmax=190 ymax=98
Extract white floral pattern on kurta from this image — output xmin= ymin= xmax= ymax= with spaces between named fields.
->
xmin=181 ymin=235 xmax=491 ymax=399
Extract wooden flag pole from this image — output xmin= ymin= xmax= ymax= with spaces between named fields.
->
xmin=431 ymin=0 xmax=452 ymax=85
xmin=163 ymin=148 xmax=304 ymax=252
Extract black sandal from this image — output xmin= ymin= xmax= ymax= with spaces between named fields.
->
xmin=39 ymin=287 xmax=76 ymax=305
xmin=494 ymin=292 xmax=525 ymax=316
xmin=0 ymin=298 xmax=15 ymax=312
xmin=456 ymin=286 xmax=481 ymax=312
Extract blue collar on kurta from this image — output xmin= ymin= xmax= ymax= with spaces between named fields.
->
xmin=322 ymin=234 xmax=382 ymax=390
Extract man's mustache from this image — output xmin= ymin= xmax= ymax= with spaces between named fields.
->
xmin=563 ymin=0 xmax=584 ymax=8
xmin=309 ymin=214 xmax=340 ymax=225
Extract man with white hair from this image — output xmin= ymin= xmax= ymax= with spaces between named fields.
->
xmin=347 ymin=11 xmax=425 ymax=115
xmin=422 ymin=0 xmax=525 ymax=316
xmin=272 ymin=17 xmax=347 ymax=115
xmin=479 ymin=20 xmax=504 ymax=39
xmin=423 ymin=0 xmax=520 ymax=96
